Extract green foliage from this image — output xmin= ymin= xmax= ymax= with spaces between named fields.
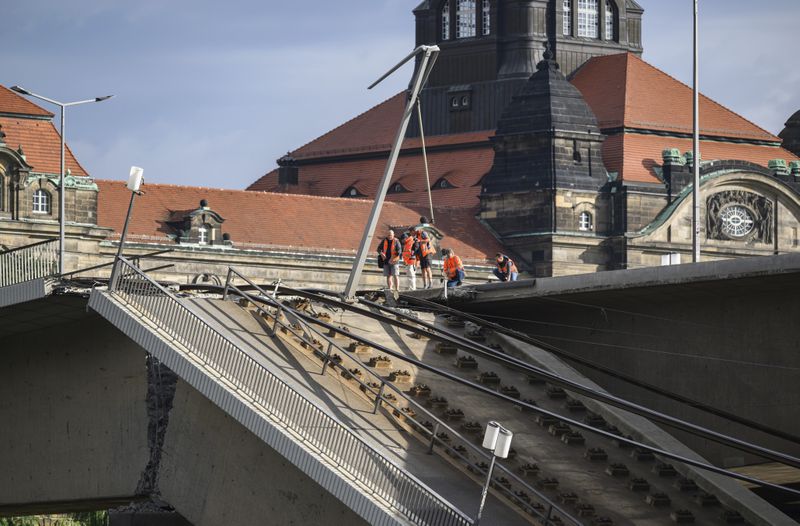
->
xmin=0 ymin=512 xmax=107 ymax=526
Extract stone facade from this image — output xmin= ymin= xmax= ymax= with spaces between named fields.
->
xmin=409 ymin=0 xmax=643 ymax=137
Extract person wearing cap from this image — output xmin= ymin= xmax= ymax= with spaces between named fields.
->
xmin=493 ymin=253 xmax=519 ymax=282
xmin=442 ymin=248 xmax=465 ymax=288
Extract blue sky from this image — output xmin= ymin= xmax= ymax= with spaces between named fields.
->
xmin=4 ymin=0 xmax=799 ymax=188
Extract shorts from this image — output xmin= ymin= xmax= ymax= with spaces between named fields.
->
xmin=383 ymin=263 xmax=400 ymax=277
xmin=418 ymin=254 xmax=431 ymax=269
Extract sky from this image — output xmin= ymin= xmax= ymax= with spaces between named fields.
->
xmin=4 ymin=0 xmax=799 ymax=189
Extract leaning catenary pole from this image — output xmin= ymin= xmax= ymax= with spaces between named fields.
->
xmin=343 ymin=45 xmax=440 ymax=300
xmin=692 ymin=0 xmax=701 ymax=262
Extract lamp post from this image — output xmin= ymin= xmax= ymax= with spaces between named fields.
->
xmin=9 ymin=86 xmax=113 ymax=275
xmin=475 ymin=421 xmax=513 ymax=526
xmin=691 ymin=0 xmax=701 ymax=262
xmin=109 ymin=166 xmax=144 ymax=291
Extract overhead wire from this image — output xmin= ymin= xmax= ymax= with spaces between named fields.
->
xmin=399 ymin=293 xmax=800 ymax=445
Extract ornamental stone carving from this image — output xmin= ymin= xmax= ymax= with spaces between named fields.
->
xmin=706 ymin=190 xmax=772 ymax=243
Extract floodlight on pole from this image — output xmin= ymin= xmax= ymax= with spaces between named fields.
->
xmin=475 ymin=421 xmax=513 ymax=526
xmin=342 ymin=45 xmax=440 ymax=300
xmin=109 ymin=166 xmax=144 ymax=291
xmin=9 ymin=85 xmax=114 ymax=275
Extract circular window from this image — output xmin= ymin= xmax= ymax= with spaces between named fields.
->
xmin=719 ymin=205 xmax=755 ymax=238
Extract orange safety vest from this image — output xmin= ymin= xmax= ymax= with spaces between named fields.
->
xmin=443 ymin=255 xmax=464 ymax=279
xmin=380 ymin=238 xmax=400 ymax=264
xmin=416 ymin=231 xmax=431 ymax=257
xmin=497 ymin=256 xmax=518 ymax=275
xmin=402 ymin=236 xmax=417 ymax=265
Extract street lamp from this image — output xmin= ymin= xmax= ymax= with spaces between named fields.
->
xmin=475 ymin=421 xmax=513 ymax=526
xmin=9 ymin=85 xmax=114 ymax=275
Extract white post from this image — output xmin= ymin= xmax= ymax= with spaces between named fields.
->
xmin=59 ymin=105 xmax=66 ymax=275
xmin=342 ymin=46 xmax=440 ymax=300
xmin=692 ymin=0 xmax=701 ymax=262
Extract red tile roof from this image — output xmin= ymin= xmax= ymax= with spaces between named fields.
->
xmin=609 ymin=133 xmax=799 ymax=184
xmin=0 ymin=85 xmax=54 ymax=118
xmin=571 ymin=53 xmax=779 ymax=142
xmin=0 ymin=116 xmax=88 ymax=176
xmin=248 ymin=143 xmax=494 ymax=208
xmin=95 ymin=180 xmax=502 ymax=262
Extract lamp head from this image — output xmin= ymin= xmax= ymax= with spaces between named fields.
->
xmin=10 ymin=85 xmax=31 ymax=96
xmin=95 ymin=95 xmax=114 ymax=102
xmin=127 ymin=166 xmax=144 ymax=193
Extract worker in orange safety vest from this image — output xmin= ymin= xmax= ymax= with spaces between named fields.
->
xmin=442 ymin=248 xmax=465 ymax=288
xmin=493 ymin=253 xmax=519 ymax=282
xmin=400 ymin=227 xmax=418 ymax=290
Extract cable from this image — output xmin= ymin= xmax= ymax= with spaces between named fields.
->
xmin=399 ymin=294 xmax=800 ymax=446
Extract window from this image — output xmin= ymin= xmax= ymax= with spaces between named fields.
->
xmin=456 ymin=0 xmax=476 ymax=39
xmin=433 ymin=178 xmax=454 ymax=190
xmin=563 ymin=0 xmax=572 ymax=36
xmin=442 ymin=0 xmax=450 ymax=40
xmin=32 ymin=189 xmax=50 ymax=214
xmin=578 ymin=211 xmax=593 ymax=231
xmin=388 ymin=183 xmax=408 ymax=194
xmin=605 ymin=0 xmax=616 ymax=40
xmin=482 ymin=0 xmax=491 ymax=35
xmin=343 ymin=186 xmax=364 ymax=198
xmin=577 ymin=0 xmax=599 ymax=38
xmin=198 ymin=224 xmax=210 ymax=245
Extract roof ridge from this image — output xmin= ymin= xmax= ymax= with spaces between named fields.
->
xmin=97 ymin=178 xmax=427 ymax=207
xmin=627 ymin=53 xmax=778 ymax=141
xmin=0 ymin=84 xmax=55 ymax=118
xmin=291 ymin=91 xmax=406 ymax=156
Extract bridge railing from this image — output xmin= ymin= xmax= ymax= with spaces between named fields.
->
xmin=109 ymin=257 xmax=472 ymax=526
xmin=223 ymin=267 xmax=581 ymax=526
xmin=0 ymin=239 xmax=59 ymax=287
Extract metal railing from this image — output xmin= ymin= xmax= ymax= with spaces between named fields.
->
xmin=0 ymin=239 xmax=59 ymax=287
xmin=223 ymin=267 xmax=581 ymax=526
xmin=108 ymin=257 xmax=472 ymax=526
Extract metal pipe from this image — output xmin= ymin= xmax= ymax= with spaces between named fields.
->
xmin=474 ymin=455 xmax=496 ymax=526
xmin=692 ymin=0 xmax=701 ymax=262
xmin=343 ymin=46 xmax=440 ymax=300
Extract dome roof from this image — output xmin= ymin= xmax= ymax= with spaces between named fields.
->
xmin=494 ymin=45 xmax=601 ymax=137
xmin=779 ymin=110 xmax=800 ymax=157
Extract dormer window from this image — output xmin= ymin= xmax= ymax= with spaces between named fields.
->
xmin=388 ymin=183 xmax=409 ymax=194
xmin=433 ymin=178 xmax=455 ymax=190
xmin=32 ymin=189 xmax=51 ymax=214
xmin=343 ymin=186 xmax=365 ymax=198
xmin=198 ymin=224 xmax=210 ymax=245
xmin=449 ymin=90 xmax=472 ymax=112
xmin=456 ymin=0 xmax=476 ymax=39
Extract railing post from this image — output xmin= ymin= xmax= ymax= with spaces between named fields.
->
xmin=222 ymin=268 xmax=233 ymax=301
xmin=373 ymin=381 xmax=386 ymax=414
xmin=271 ymin=306 xmax=282 ymax=337
xmin=544 ymin=504 xmax=554 ymax=526
xmin=272 ymin=278 xmax=281 ymax=299
xmin=428 ymin=422 xmax=440 ymax=454
xmin=321 ymin=341 xmax=334 ymax=375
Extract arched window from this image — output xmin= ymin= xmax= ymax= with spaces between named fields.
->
xmin=563 ymin=0 xmax=572 ymax=36
xmin=441 ymin=1 xmax=450 ymax=40
xmin=32 ymin=189 xmax=50 ymax=214
xmin=577 ymin=0 xmax=599 ymax=38
xmin=456 ymin=0 xmax=476 ymax=39
xmin=578 ymin=211 xmax=593 ymax=231
xmin=605 ymin=0 xmax=617 ymax=40
xmin=388 ymin=183 xmax=409 ymax=194
xmin=482 ymin=0 xmax=491 ymax=35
